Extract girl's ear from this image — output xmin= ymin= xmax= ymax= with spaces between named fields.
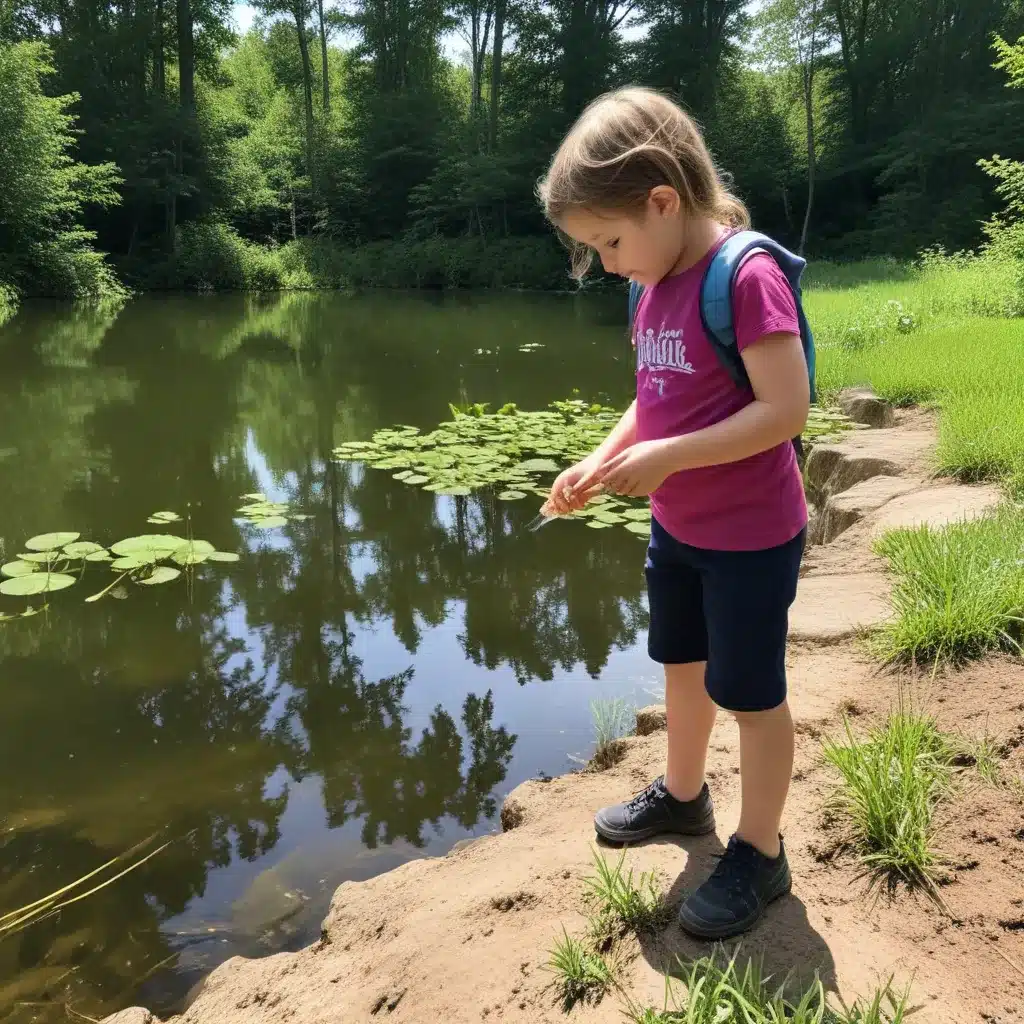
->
xmin=648 ymin=185 xmax=681 ymax=218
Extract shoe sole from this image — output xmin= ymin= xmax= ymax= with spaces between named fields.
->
xmin=677 ymin=877 xmax=792 ymax=940
xmin=594 ymin=816 xmax=717 ymax=844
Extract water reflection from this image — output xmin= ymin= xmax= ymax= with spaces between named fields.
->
xmin=0 ymin=291 xmax=646 ymax=1021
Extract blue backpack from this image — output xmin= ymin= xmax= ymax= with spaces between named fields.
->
xmin=628 ymin=231 xmax=817 ymax=456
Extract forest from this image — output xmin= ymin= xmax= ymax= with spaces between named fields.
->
xmin=1 ymin=0 xmax=1024 ymax=303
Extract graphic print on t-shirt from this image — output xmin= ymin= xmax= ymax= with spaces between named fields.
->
xmin=634 ymin=321 xmax=694 ymax=396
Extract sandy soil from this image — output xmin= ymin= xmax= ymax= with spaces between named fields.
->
xmin=105 ymin=403 xmax=1024 ymax=1024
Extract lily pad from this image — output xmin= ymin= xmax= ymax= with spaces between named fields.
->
xmin=2 ymin=561 xmax=38 ymax=578
xmin=24 ymin=532 xmax=80 ymax=551
xmin=436 ymin=486 xmax=472 ymax=496
xmin=171 ymin=540 xmax=216 ymax=566
xmin=250 ymin=516 xmax=288 ymax=529
xmin=111 ymin=555 xmax=152 ymax=570
xmin=111 ymin=535 xmax=188 ymax=559
xmin=404 ymin=475 xmax=430 ymax=485
xmin=0 ymin=573 xmax=77 ymax=596
xmin=63 ymin=541 xmax=106 ymax=558
xmin=207 ymin=551 xmax=240 ymax=563
xmin=587 ymin=521 xmax=612 ymax=529
xmin=86 ymin=550 xmax=113 ymax=562
xmin=138 ymin=566 xmax=182 ymax=585
xmin=497 ymin=490 xmax=528 ymax=500
xmin=147 ymin=511 xmax=183 ymax=524
xmin=242 ymin=492 xmax=267 ymax=501
xmin=19 ymin=551 xmax=61 ymax=564
xmin=624 ymin=521 xmax=651 ymax=536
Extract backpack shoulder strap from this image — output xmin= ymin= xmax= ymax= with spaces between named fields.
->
xmin=699 ymin=230 xmax=816 ymax=401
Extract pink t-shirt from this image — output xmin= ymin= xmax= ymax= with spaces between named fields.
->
xmin=633 ymin=236 xmax=807 ymax=552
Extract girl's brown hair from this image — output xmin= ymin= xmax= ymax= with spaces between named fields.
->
xmin=537 ymin=87 xmax=749 ymax=279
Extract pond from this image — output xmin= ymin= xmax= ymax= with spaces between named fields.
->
xmin=0 ymin=290 xmax=661 ymax=1021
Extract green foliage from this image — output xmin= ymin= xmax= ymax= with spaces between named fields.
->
xmin=583 ymin=847 xmax=667 ymax=936
xmin=546 ymin=927 xmax=613 ymax=1010
xmin=0 ymin=518 xmax=240 ymax=611
xmin=0 ymin=41 xmax=125 ymax=301
xmin=0 ymin=283 xmax=17 ymax=327
xmin=823 ymin=708 xmax=954 ymax=889
xmin=589 ymin=697 xmax=633 ymax=766
xmin=627 ymin=952 xmax=912 ymax=1024
xmin=873 ymin=506 xmax=1024 ymax=665
xmin=812 ymin=254 xmax=1024 ymax=487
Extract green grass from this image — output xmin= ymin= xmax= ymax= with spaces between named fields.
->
xmin=546 ymin=926 xmax=614 ymax=1009
xmin=822 ymin=707 xmax=954 ymax=890
xmin=873 ymin=505 xmax=1024 ymax=665
xmin=967 ymin=731 xmax=1004 ymax=786
xmin=625 ymin=952 xmax=912 ymax=1023
xmin=583 ymin=847 xmax=667 ymax=939
xmin=806 ymin=250 xmax=1024 ymax=487
xmin=589 ymin=697 xmax=633 ymax=770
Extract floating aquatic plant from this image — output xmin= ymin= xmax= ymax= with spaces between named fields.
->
xmin=334 ymin=398 xmax=852 ymax=536
xmin=0 ymin=512 xmax=242 ymax=613
xmin=235 ymin=494 xmax=311 ymax=529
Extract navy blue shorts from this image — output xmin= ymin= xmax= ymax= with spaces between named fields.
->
xmin=645 ymin=518 xmax=805 ymax=712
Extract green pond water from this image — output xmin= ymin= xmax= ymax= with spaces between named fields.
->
xmin=0 ymin=290 xmax=662 ymax=1021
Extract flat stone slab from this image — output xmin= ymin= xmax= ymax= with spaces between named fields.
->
xmin=812 ymin=475 xmax=921 ymax=544
xmin=839 ymin=387 xmax=895 ymax=428
xmin=790 ymin=574 xmax=891 ymax=641
xmin=870 ymin=483 xmax=1002 ymax=538
xmin=806 ymin=428 xmax=934 ymax=497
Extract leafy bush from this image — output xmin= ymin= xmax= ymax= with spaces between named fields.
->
xmin=0 ymin=282 xmax=18 ymax=328
xmin=154 ymin=222 xmax=289 ymax=292
xmin=0 ymin=41 xmax=125 ymax=302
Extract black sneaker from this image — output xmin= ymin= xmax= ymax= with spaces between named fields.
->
xmin=594 ymin=777 xmax=715 ymax=843
xmin=678 ymin=834 xmax=791 ymax=940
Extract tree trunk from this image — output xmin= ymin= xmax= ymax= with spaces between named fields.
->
xmin=488 ymin=0 xmax=506 ymax=152
xmin=799 ymin=67 xmax=815 ymax=255
xmin=294 ymin=6 xmax=316 ymax=188
xmin=176 ymin=0 xmax=194 ymax=112
xmin=316 ymin=0 xmax=330 ymax=113
xmin=154 ymin=0 xmax=165 ymax=95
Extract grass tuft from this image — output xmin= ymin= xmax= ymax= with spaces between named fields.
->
xmin=624 ymin=951 xmax=912 ymax=1023
xmin=873 ymin=505 xmax=1024 ymax=666
xmin=823 ymin=707 xmax=954 ymax=890
xmin=588 ymin=697 xmax=633 ymax=770
xmin=583 ymin=847 xmax=667 ymax=939
xmin=546 ymin=926 xmax=613 ymax=1009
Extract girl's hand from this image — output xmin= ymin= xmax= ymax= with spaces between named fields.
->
xmin=545 ymin=457 xmax=603 ymax=515
xmin=579 ymin=439 xmax=677 ymax=498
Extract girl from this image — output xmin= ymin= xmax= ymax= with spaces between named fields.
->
xmin=538 ymin=87 xmax=810 ymax=940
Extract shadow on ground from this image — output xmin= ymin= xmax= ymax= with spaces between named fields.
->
xmin=600 ymin=832 xmax=837 ymax=998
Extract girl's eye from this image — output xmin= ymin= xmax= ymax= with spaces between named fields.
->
xmin=608 ymin=239 xmax=619 ymax=249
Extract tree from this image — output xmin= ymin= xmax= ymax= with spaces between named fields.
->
xmin=756 ymin=0 xmax=825 ymax=252
xmin=0 ymin=41 xmax=123 ymax=298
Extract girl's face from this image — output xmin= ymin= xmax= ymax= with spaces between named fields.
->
xmin=560 ymin=187 xmax=686 ymax=288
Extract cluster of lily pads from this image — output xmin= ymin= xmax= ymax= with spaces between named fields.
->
xmin=333 ymin=400 xmax=621 ymax=498
xmin=0 ymin=518 xmax=240 ymax=614
xmin=333 ymin=398 xmax=853 ymax=537
xmin=236 ymin=494 xmax=310 ymax=529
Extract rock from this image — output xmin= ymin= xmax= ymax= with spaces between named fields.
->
xmin=103 ymin=1010 xmax=156 ymax=1024
xmin=805 ymin=428 xmax=933 ymax=499
xmin=634 ymin=704 xmax=668 ymax=736
xmin=790 ymin=574 xmax=891 ymax=641
xmin=447 ymin=835 xmax=493 ymax=857
xmin=870 ymin=483 xmax=1002 ymax=538
xmin=838 ymin=387 xmax=895 ymax=428
xmin=500 ymin=796 xmax=526 ymax=832
xmin=811 ymin=476 xmax=919 ymax=544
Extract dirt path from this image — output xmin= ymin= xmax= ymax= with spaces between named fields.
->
xmin=106 ymin=401 xmax=1024 ymax=1024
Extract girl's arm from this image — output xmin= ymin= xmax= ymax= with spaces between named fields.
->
xmin=579 ymin=335 xmax=808 ymax=497
xmin=663 ymin=333 xmax=809 ymax=471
